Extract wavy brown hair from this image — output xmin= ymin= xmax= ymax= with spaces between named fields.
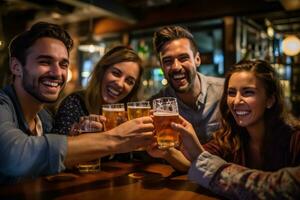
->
xmin=214 ymin=60 xmax=299 ymax=159
xmin=84 ymin=45 xmax=143 ymax=114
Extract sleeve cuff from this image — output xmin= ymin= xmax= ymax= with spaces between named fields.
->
xmin=188 ymin=151 xmax=227 ymax=188
xmin=45 ymin=134 xmax=67 ymax=174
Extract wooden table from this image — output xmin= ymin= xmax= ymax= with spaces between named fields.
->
xmin=0 ymin=162 xmax=221 ymax=200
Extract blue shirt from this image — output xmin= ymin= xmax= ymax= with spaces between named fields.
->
xmin=0 ymin=85 xmax=67 ymax=184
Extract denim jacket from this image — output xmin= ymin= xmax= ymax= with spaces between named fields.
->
xmin=0 ymin=85 xmax=67 ymax=184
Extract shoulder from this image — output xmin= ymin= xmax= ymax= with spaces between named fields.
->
xmin=200 ymin=73 xmax=224 ymax=88
xmin=148 ymin=86 xmax=172 ymax=101
xmin=0 ymin=89 xmax=12 ymax=105
xmin=56 ymin=91 xmax=87 ymax=114
xmin=58 ymin=91 xmax=85 ymax=108
xmin=0 ymin=89 xmax=15 ymax=113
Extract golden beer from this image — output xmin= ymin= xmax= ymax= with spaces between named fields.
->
xmin=153 ymin=112 xmax=180 ymax=149
xmin=127 ymin=106 xmax=151 ymax=120
xmin=127 ymin=101 xmax=151 ymax=151
xmin=102 ymin=105 xmax=127 ymax=131
xmin=153 ymin=97 xmax=179 ymax=149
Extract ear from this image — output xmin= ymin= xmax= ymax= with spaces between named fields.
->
xmin=195 ymin=52 xmax=201 ymax=67
xmin=10 ymin=57 xmax=23 ymax=77
xmin=266 ymin=95 xmax=275 ymax=109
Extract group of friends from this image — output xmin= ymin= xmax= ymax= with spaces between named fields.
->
xmin=0 ymin=22 xmax=299 ymax=199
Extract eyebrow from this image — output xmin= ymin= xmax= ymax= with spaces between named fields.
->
xmin=36 ymin=55 xmax=69 ymax=64
xmin=228 ymin=86 xmax=257 ymax=90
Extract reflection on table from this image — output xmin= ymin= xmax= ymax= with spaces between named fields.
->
xmin=0 ymin=162 xmax=221 ymax=200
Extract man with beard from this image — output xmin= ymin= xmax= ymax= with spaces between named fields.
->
xmin=150 ymin=26 xmax=223 ymax=143
xmin=0 ymin=22 xmax=154 ymax=183
xmin=147 ymin=26 xmax=224 ymax=171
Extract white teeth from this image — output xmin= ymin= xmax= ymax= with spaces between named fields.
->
xmin=235 ymin=111 xmax=249 ymax=116
xmin=108 ymin=87 xmax=120 ymax=96
xmin=173 ymin=74 xmax=185 ymax=79
xmin=43 ymin=81 xmax=59 ymax=87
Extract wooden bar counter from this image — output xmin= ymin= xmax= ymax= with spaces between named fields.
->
xmin=0 ymin=161 xmax=221 ymax=200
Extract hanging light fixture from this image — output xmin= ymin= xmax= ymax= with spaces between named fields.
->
xmin=282 ymin=35 xmax=300 ymax=56
xmin=78 ymin=1 xmax=104 ymax=53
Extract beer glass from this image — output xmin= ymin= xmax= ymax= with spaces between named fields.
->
xmin=76 ymin=115 xmax=101 ymax=173
xmin=127 ymin=101 xmax=151 ymax=120
xmin=127 ymin=101 xmax=151 ymax=151
xmin=153 ymin=97 xmax=180 ymax=149
xmin=102 ymin=103 xmax=127 ymax=131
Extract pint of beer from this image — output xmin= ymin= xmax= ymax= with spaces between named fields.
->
xmin=102 ymin=103 xmax=127 ymax=131
xmin=153 ymin=97 xmax=180 ymax=149
xmin=127 ymin=101 xmax=151 ymax=151
xmin=127 ymin=101 xmax=151 ymax=120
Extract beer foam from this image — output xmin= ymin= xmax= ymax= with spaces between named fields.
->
xmin=153 ymin=112 xmax=178 ymax=116
xmin=127 ymin=106 xmax=151 ymax=109
xmin=102 ymin=108 xmax=125 ymax=112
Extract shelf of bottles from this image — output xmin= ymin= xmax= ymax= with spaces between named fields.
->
xmin=236 ymin=17 xmax=300 ymax=117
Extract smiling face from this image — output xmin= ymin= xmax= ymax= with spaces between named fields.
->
xmin=101 ymin=61 xmax=140 ymax=104
xmin=227 ymin=71 xmax=274 ymax=131
xmin=13 ymin=37 xmax=69 ymax=103
xmin=160 ymin=38 xmax=201 ymax=93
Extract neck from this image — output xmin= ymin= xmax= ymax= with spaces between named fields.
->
xmin=247 ymin=121 xmax=265 ymax=148
xmin=13 ymin=81 xmax=43 ymax=124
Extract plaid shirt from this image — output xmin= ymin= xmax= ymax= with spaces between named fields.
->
xmin=188 ymin=151 xmax=300 ymax=200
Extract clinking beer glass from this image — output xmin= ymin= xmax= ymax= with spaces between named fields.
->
xmin=153 ymin=97 xmax=180 ymax=149
xmin=127 ymin=101 xmax=151 ymax=151
xmin=102 ymin=103 xmax=127 ymax=131
xmin=127 ymin=101 xmax=151 ymax=120
xmin=75 ymin=115 xmax=102 ymax=173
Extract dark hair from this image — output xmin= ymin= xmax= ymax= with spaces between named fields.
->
xmin=215 ymin=60 xmax=299 ymax=160
xmin=85 ymin=45 xmax=143 ymax=114
xmin=153 ymin=25 xmax=198 ymax=56
xmin=8 ymin=21 xmax=73 ymax=66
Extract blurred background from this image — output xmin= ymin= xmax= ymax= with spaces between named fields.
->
xmin=0 ymin=0 xmax=300 ymax=117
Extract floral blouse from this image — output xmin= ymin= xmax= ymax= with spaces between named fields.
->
xmin=52 ymin=92 xmax=88 ymax=135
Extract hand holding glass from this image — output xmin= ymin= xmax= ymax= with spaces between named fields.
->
xmin=127 ymin=101 xmax=151 ymax=151
xmin=102 ymin=103 xmax=127 ymax=131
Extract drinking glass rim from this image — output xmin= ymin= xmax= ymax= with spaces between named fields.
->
xmin=127 ymin=101 xmax=151 ymax=107
xmin=153 ymin=97 xmax=178 ymax=113
xmin=102 ymin=103 xmax=125 ymax=108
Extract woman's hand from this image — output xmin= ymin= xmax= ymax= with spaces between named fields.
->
xmin=146 ymin=141 xmax=169 ymax=159
xmin=171 ymin=115 xmax=205 ymax=161
xmin=79 ymin=114 xmax=106 ymax=132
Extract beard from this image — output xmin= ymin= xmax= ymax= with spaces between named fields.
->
xmin=168 ymin=68 xmax=197 ymax=93
xmin=22 ymin=67 xmax=65 ymax=103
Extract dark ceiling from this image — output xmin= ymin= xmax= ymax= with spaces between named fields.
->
xmin=1 ymin=0 xmax=300 ymax=39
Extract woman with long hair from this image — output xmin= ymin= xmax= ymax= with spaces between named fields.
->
xmin=53 ymin=45 xmax=143 ymax=135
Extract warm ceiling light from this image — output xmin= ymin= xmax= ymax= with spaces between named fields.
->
xmin=267 ymin=26 xmax=274 ymax=38
xmin=282 ymin=35 xmax=300 ymax=56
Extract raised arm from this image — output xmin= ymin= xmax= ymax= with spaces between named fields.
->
xmin=65 ymin=116 xmax=154 ymax=167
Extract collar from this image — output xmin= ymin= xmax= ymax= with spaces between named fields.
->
xmin=166 ymin=72 xmax=208 ymax=110
xmin=3 ymin=85 xmax=44 ymax=135
xmin=196 ymin=73 xmax=208 ymax=105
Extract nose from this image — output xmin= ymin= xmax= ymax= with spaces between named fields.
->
xmin=171 ymin=58 xmax=181 ymax=70
xmin=49 ymin=63 xmax=62 ymax=77
xmin=115 ymin=77 xmax=125 ymax=89
xmin=233 ymin=92 xmax=244 ymax=105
